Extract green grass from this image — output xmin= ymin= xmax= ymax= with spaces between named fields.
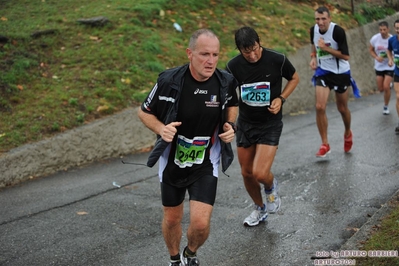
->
xmin=355 ymin=196 xmax=399 ymax=266
xmin=0 ymin=0 xmax=395 ymax=152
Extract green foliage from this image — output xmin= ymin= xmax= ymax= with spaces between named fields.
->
xmin=76 ymin=112 xmax=85 ymax=123
xmin=51 ymin=122 xmax=60 ymax=132
xmin=355 ymin=4 xmax=396 ymax=25
xmin=0 ymin=0 xmax=386 ymax=153
xmin=145 ymin=61 xmax=165 ymax=72
xmin=130 ymin=0 xmax=168 ymax=21
xmin=131 ymin=91 xmax=150 ymax=104
xmin=68 ymin=98 xmax=78 ymax=106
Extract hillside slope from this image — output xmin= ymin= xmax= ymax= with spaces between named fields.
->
xmin=0 ymin=0 xmax=393 ymax=153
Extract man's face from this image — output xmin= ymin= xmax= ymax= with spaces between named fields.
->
xmin=186 ymin=34 xmax=219 ymax=82
xmin=379 ymin=25 xmax=389 ymax=38
xmin=315 ymin=11 xmax=331 ymax=32
xmin=394 ymin=23 xmax=399 ymax=36
xmin=240 ymin=42 xmax=262 ymax=63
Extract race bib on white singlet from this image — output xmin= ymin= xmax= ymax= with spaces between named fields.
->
xmin=316 ymin=41 xmax=334 ymax=60
xmin=174 ymin=135 xmax=210 ymax=168
xmin=241 ymin=81 xmax=271 ymax=107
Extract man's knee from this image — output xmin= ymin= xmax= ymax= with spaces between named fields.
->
xmin=241 ymin=168 xmax=252 ymax=179
xmin=163 ymin=207 xmax=183 ymax=227
xmin=315 ymin=103 xmax=326 ymax=112
xmin=337 ymin=104 xmax=349 ymax=114
xmin=190 ymin=218 xmax=210 ymax=232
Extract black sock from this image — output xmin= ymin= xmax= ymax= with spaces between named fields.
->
xmin=184 ymin=246 xmax=196 ymax=257
xmin=170 ymin=254 xmax=180 ymax=261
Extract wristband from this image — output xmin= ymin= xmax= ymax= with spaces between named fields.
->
xmin=310 ymin=52 xmax=316 ymax=58
xmin=226 ymin=122 xmax=237 ymax=133
xmin=278 ymin=95 xmax=286 ymax=105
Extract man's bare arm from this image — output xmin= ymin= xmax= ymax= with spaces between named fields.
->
xmin=137 ymin=108 xmax=181 ymax=142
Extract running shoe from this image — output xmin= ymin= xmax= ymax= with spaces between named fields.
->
xmin=383 ymin=106 xmax=390 ymax=115
xmin=243 ymin=204 xmax=268 ymax=227
xmin=396 ymin=126 xmax=399 ymax=135
xmin=169 ymin=260 xmax=182 ymax=266
xmin=344 ymin=131 xmax=353 ymax=153
xmin=316 ymin=143 xmax=330 ymax=157
xmin=265 ymin=179 xmax=281 ymax=213
xmin=181 ymin=247 xmax=200 ymax=266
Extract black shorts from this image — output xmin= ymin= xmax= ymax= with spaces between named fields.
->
xmin=236 ymin=119 xmax=283 ymax=147
xmin=315 ymin=73 xmax=351 ymax=93
xmin=160 ymin=173 xmax=218 ymax=207
xmin=375 ymin=70 xmax=394 ymax=77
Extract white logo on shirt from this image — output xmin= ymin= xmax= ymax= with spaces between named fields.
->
xmin=194 ymin=88 xmax=208 ymax=94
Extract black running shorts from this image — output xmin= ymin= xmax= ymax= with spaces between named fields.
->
xmin=315 ymin=73 xmax=351 ymax=93
xmin=236 ymin=119 xmax=283 ymax=148
xmin=375 ymin=70 xmax=393 ymax=77
xmin=160 ymin=173 xmax=218 ymax=207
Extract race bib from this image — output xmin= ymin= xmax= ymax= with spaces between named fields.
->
xmin=316 ymin=42 xmax=334 ymax=59
xmin=379 ymin=50 xmax=388 ymax=58
xmin=241 ymin=81 xmax=271 ymax=107
xmin=394 ymin=54 xmax=399 ymax=67
xmin=174 ymin=135 xmax=210 ymax=168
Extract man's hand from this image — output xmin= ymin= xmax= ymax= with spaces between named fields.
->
xmin=218 ymin=122 xmax=235 ymax=143
xmin=160 ymin=121 xmax=181 ymax=142
xmin=376 ymin=56 xmax=384 ymax=63
xmin=310 ymin=57 xmax=317 ymax=70
xmin=268 ymin=98 xmax=282 ymax=114
xmin=317 ymin=37 xmax=327 ymax=50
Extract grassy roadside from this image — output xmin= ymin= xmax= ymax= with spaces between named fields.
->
xmin=2 ymin=0 xmax=390 ymax=153
xmin=354 ymin=194 xmax=399 ymax=266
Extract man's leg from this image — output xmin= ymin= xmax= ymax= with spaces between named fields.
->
xmin=335 ymin=89 xmax=353 ymax=152
xmin=162 ymin=203 xmax=184 ymax=257
xmin=382 ymin=75 xmax=392 ymax=107
xmin=252 ymin=144 xmax=277 ymax=190
xmin=253 ymin=144 xmax=280 ymax=213
xmin=186 ymin=200 xmax=213 ymax=253
xmin=238 ymin=144 xmax=278 ymax=225
xmin=335 ymin=89 xmax=351 ymax=137
xmin=315 ymin=85 xmax=330 ymax=144
xmin=237 ymin=143 xmax=278 ymax=203
xmin=237 ymin=145 xmax=262 ymax=206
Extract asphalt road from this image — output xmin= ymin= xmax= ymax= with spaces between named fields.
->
xmin=1 ymin=92 xmax=399 ymax=266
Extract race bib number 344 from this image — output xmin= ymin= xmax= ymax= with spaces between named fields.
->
xmin=174 ymin=135 xmax=210 ymax=168
xmin=241 ymin=81 xmax=271 ymax=107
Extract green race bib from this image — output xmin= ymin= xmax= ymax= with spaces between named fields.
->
xmin=174 ymin=135 xmax=210 ymax=168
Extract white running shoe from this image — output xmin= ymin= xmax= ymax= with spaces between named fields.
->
xmin=181 ymin=247 xmax=200 ymax=266
xmin=243 ymin=204 xmax=268 ymax=226
xmin=169 ymin=260 xmax=182 ymax=266
xmin=265 ymin=179 xmax=281 ymax=214
xmin=383 ymin=106 xmax=390 ymax=115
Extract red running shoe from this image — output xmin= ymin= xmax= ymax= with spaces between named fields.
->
xmin=316 ymin=144 xmax=330 ymax=158
xmin=344 ymin=130 xmax=353 ymax=153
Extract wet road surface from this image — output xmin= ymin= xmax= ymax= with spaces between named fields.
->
xmin=1 ymin=92 xmax=399 ymax=266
